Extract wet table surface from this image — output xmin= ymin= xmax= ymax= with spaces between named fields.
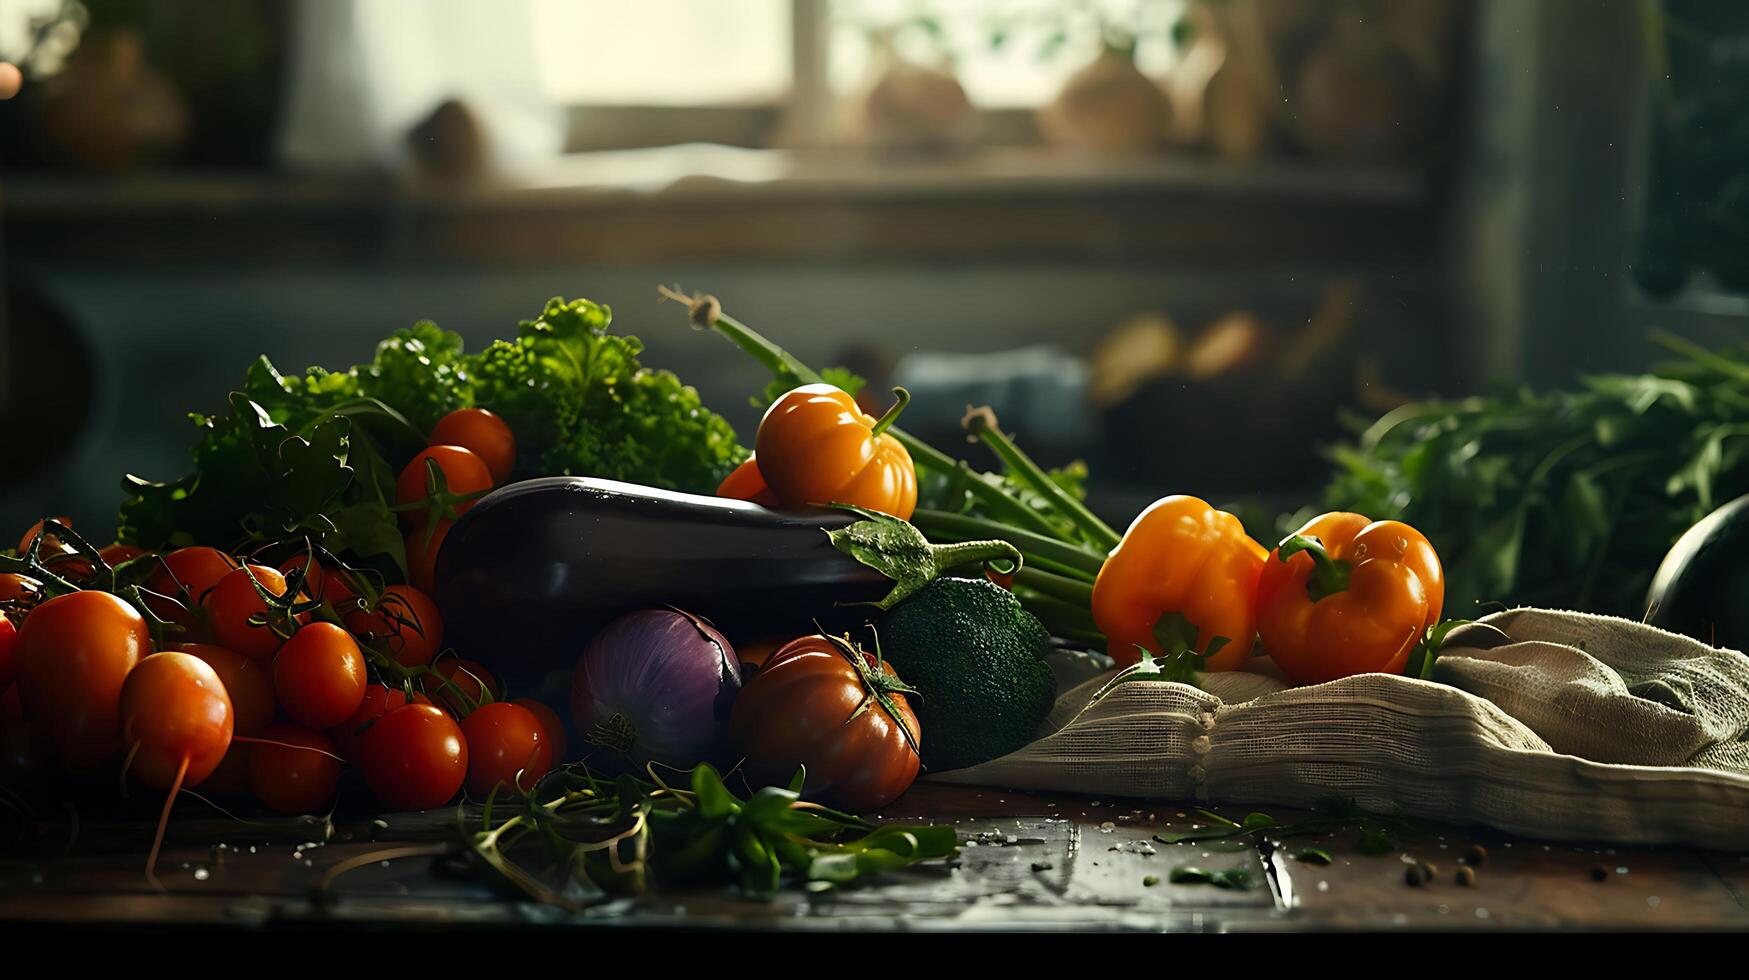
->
xmin=2 ymin=782 xmax=1745 ymax=932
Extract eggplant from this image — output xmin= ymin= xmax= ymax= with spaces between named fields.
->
xmin=432 ymin=477 xmax=889 ymax=681
xmin=1644 ymin=492 xmax=1749 ymax=653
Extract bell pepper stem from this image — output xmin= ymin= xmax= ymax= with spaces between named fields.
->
xmin=961 ymin=407 xmax=1122 ymax=553
xmin=1277 ymin=533 xmax=1351 ymax=602
xmin=868 ymin=387 xmax=909 ymax=439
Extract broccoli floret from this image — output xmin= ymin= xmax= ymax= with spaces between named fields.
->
xmin=876 ymin=576 xmax=1056 ymax=772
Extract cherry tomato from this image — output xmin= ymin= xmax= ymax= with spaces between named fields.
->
xmin=405 ymin=520 xmax=452 ymax=595
xmin=512 ymin=698 xmax=567 ymax=763
xmin=330 ymin=684 xmax=433 ymax=761
xmin=174 ymin=643 xmax=275 ymax=736
xmin=279 ymin=553 xmax=360 ymax=610
xmin=248 ymin=724 xmax=342 ymax=814
xmin=396 ymin=445 xmax=493 ymax=529
xmin=459 ymin=701 xmax=551 ymax=797
xmin=360 ymin=703 xmax=467 ymax=810
xmin=423 ymin=653 xmax=500 ymax=714
xmin=16 ymin=516 xmax=74 ymax=558
xmin=16 ymin=590 xmax=150 ymax=767
xmin=0 ymin=573 xmax=43 ymax=610
xmin=119 ymin=652 xmax=234 ymax=789
xmin=430 ymin=408 xmax=516 ymax=485
xmin=203 ymin=564 xmax=306 ymax=661
xmin=145 ymin=546 xmax=238 ymax=634
xmin=272 ymin=622 xmax=366 ymax=729
xmin=728 ymin=633 xmax=921 ymax=813
xmin=99 ymin=543 xmax=148 ymax=567
xmin=0 ymin=611 xmax=16 ymax=695
xmin=343 ymin=585 xmax=443 ymax=669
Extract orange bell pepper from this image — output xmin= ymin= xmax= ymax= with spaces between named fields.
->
xmin=716 ymin=456 xmax=780 ymax=506
xmin=1091 ymin=495 xmax=1267 ymax=670
xmin=1256 ymin=511 xmax=1444 ymax=686
xmin=753 ymin=384 xmax=918 ymax=520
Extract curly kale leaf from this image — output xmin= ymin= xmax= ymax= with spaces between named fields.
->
xmin=355 ymin=321 xmax=471 ymax=434
xmin=468 ymin=297 xmax=746 ymax=491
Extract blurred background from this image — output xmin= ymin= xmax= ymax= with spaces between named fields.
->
xmin=0 ymin=0 xmax=1744 ymax=535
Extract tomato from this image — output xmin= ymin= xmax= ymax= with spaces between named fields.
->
xmin=430 ymin=408 xmax=517 ymax=485
xmin=360 ymin=703 xmax=467 ymax=810
xmin=330 ymin=684 xmax=433 ymax=761
xmin=272 ymin=622 xmax=366 ymax=729
xmin=728 ymin=634 xmax=921 ymax=813
xmin=119 ymin=652 xmax=234 ymax=789
xmin=279 ymin=553 xmax=360 ymax=610
xmin=0 ymin=611 xmax=16 ymax=695
xmin=16 ymin=516 xmax=74 ymax=558
xmin=248 ymin=724 xmax=342 ymax=814
xmin=16 ymin=590 xmax=150 ymax=767
xmin=459 ymin=701 xmax=551 ymax=797
xmin=396 ymin=445 xmax=493 ymax=529
xmin=512 ymin=698 xmax=567 ymax=763
xmin=423 ymin=653 xmax=500 ymax=714
xmin=0 ymin=573 xmax=43 ymax=609
xmin=405 ymin=520 xmax=452 ymax=595
xmin=343 ymin=585 xmax=443 ymax=669
xmin=99 ymin=543 xmax=148 ymax=567
xmin=174 ymin=643 xmax=275 ymax=736
xmin=145 ymin=546 xmax=238 ymax=634
xmin=203 ymin=563 xmax=306 ymax=661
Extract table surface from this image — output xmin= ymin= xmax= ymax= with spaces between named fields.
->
xmin=2 ymin=781 xmax=1744 ymax=933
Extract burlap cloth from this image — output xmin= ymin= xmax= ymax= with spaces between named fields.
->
xmin=930 ymin=609 xmax=1749 ymax=850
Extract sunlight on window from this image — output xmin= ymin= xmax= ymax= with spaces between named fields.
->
xmin=531 ymin=0 xmax=790 ymax=105
xmin=830 ymin=0 xmax=1187 ymax=107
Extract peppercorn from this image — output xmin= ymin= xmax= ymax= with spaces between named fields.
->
xmin=1464 ymin=844 xmax=1488 ymax=867
xmin=1590 ymin=865 xmax=1610 ymax=882
xmin=1456 ymin=866 xmax=1476 ymax=887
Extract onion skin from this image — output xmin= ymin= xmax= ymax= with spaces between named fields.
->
xmin=569 ymin=609 xmax=742 ymax=775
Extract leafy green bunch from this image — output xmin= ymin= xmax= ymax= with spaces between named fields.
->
xmin=119 ymin=298 xmax=748 ymax=575
xmin=470 ymin=763 xmax=958 ymax=906
xmin=1322 ymin=333 xmax=1749 ymax=617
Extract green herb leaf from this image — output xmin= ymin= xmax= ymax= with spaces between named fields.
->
xmin=826 ymin=505 xmax=1022 ymax=610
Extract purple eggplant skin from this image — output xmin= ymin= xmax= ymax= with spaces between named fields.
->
xmin=431 ymin=477 xmax=889 ymax=681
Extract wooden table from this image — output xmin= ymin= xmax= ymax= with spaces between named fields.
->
xmin=2 ymin=782 xmax=1744 ymax=933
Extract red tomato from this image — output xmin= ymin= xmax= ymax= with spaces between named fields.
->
xmin=405 ymin=520 xmax=452 ymax=595
xmin=728 ymin=634 xmax=921 ymax=813
xmin=174 ymin=643 xmax=275 ymax=737
xmin=272 ymin=622 xmax=366 ymax=729
xmin=459 ymin=701 xmax=551 ymax=797
xmin=396 ymin=445 xmax=493 ymax=529
xmin=248 ymin=724 xmax=342 ymax=814
xmin=99 ymin=543 xmax=148 ymax=567
xmin=423 ymin=653 xmax=500 ymax=715
xmin=0 ymin=611 xmax=16 ymax=695
xmin=329 ymin=684 xmax=433 ymax=761
xmin=279 ymin=553 xmax=360 ymax=610
xmin=16 ymin=591 xmax=150 ymax=767
xmin=0 ymin=573 xmax=43 ymax=609
xmin=512 ymin=698 xmax=567 ymax=763
xmin=203 ymin=564 xmax=307 ymax=661
xmin=119 ymin=652 xmax=234 ymax=790
xmin=343 ymin=585 xmax=443 ymax=669
xmin=16 ymin=516 xmax=74 ymax=558
xmin=360 ymin=704 xmax=467 ymax=810
xmin=145 ymin=547 xmax=238 ymax=634
xmin=430 ymin=408 xmax=516 ymax=485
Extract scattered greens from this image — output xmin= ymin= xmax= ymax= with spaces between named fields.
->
xmin=1321 ymin=333 xmax=1749 ymax=618
xmin=1154 ymin=799 xmax=1414 ymax=859
xmin=120 ymin=298 xmax=747 ymax=572
xmin=467 ymin=763 xmax=958 ymax=907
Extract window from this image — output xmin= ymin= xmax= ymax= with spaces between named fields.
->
xmin=531 ymin=0 xmax=791 ymax=106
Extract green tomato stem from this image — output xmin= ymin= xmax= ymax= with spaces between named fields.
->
xmin=910 ymin=509 xmax=1105 ymax=579
xmin=962 ymin=407 xmax=1122 ymax=553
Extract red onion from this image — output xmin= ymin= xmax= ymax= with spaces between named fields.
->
xmin=569 ymin=608 xmax=741 ymax=775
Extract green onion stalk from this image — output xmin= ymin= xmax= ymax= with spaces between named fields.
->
xmin=660 ymin=286 xmax=1116 ymax=650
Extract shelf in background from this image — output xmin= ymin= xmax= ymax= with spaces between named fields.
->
xmin=3 ymin=145 xmax=1436 ymax=269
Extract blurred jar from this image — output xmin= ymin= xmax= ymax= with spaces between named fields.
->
xmin=891 ymin=346 xmax=1096 ymax=457
xmin=37 ymin=28 xmax=188 ymax=171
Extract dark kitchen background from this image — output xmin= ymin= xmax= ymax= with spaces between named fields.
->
xmin=0 ymin=0 xmax=1743 ymax=538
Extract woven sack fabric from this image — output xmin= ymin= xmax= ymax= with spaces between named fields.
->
xmin=929 ymin=608 xmax=1749 ymax=850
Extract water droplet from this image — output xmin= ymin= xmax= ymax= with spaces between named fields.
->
xmin=1647 ymin=896 xmax=1661 ymax=908
xmin=1436 ymin=904 xmax=1449 ymax=914
xmin=1474 ymin=907 xmax=1491 ymax=919
xmin=192 ymin=868 xmax=210 ymax=881
xmin=1617 ymin=866 xmax=1629 ymax=875
xmin=1316 ymin=881 xmax=1329 ymax=892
